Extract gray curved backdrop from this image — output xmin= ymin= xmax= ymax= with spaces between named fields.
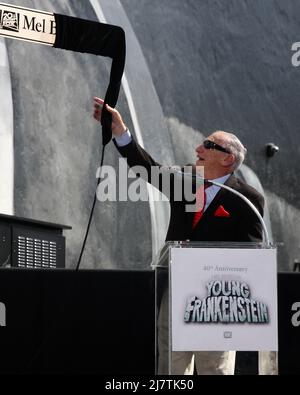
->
xmin=1 ymin=0 xmax=300 ymax=270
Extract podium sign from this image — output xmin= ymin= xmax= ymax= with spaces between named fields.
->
xmin=171 ymin=247 xmax=278 ymax=351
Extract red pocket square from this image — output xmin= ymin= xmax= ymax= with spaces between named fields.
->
xmin=214 ymin=205 xmax=230 ymax=217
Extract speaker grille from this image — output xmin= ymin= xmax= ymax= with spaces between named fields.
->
xmin=13 ymin=227 xmax=65 ymax=269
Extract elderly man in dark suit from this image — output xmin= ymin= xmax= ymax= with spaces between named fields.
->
xmin=93 ymin=97 xmax=264 ymax=375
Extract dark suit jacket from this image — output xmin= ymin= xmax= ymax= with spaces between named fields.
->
xmin=114 ymin=137 xmax=265 ymax=243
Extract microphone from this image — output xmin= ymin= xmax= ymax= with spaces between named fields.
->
xmin=160 ymin=165 xmax=212 ymax=186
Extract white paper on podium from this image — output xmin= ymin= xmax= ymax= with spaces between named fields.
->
xmin=171 ymin=247 xmax=278 ymax=351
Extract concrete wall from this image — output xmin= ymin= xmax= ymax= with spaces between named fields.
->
xmin=5 ymin=0 xmax=154 ymax=269
xmin=0 ymin=38 xmax=14 ymax=215
xmin=2 ymin=0 xmax=299 ymax=270
xmin=122 ymin=0 xmax=300 ymax=270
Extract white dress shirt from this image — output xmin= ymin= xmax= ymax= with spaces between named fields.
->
xmin=204 ymin=174 xmax=230 ymax=211
xmin=114 ymin=129 xmax=132 ymax=146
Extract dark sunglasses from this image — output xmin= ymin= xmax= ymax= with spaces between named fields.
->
xmin=203 ymin=140 xmax=231 ymax=154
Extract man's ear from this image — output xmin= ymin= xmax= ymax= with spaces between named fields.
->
xmin=222 ymin=154 xmax=235 ymax=168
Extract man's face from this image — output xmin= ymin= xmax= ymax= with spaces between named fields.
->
xmin=195 ymin=132 xmax=231 ymax=177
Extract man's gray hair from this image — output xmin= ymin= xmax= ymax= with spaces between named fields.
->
xmin=222 ymin=133 xmax=247 ymax=170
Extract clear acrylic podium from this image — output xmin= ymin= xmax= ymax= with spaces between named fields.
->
xmin=152 ymin=241 xmax=278 ymax=375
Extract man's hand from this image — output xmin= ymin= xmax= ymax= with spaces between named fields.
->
xmin=93 ymin=97 xmax=127 ymax=137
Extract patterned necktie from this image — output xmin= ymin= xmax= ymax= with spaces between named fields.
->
xmin=192 ymin=184 xmax=208 ymax=230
